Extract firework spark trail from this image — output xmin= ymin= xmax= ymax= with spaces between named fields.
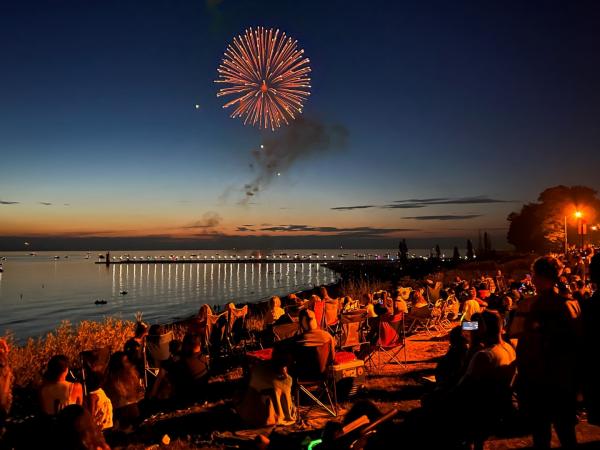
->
xmin=215 ymin=27 xmax=311 ymax=130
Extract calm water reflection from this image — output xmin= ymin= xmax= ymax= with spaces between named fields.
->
xmin=0 ymin=250 xmax=339 ymax=342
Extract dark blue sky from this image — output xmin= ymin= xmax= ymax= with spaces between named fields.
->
xmin=1 ymin=0 xmax=599 ymax=250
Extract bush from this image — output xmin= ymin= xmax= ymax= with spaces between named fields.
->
xmin=3 ymin=318 xmax=134 ymax=388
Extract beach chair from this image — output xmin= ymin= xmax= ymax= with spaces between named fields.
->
xmin=406 ymin=306 xmax=438 ymax=335
xmin=273 ymin=322 xmax=300 ymax=341
xmin=426 ymin=281 xmax=443 ymax=305
xmin=339 ymin=310 xmax=368 ymax=351
xmin=145 ymin=330 xmax=174 ymax=379
xmin=224 ymin=304 xmax=249 ymax=352
xmin=364 ymin=313 xmax=406 ymax=372
xmin=293 ymin=341 xmax=338 ymax=419
xmin=323 ymin=299 xmax=342 ymax=336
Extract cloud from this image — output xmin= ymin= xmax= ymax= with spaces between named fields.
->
xmin=393 ymin=196 xmax=509 ymax=206
xmin=63 ymin=203 xmax=70 ymax=207
xmin=0 ymin=200 xmax=19 ymax=205
xmin=184 ymin=212 xmax=223 ymax=229
xmin=236 ymin=226 xmax=255 ymax=232
xmin=403 ymin=215 xmax=482 ymax=221
xmin=340 ymin=196 xmax=513 ymax=210
xmin=240 ymin=117 xmax=349 ymax=203
xmin=331 ymin=205 xmax=376 ymax=211
xmin=256 ymin=224 xmax=417 ymax=237
xmin=39 ymin=202 xmax=52 ymax=206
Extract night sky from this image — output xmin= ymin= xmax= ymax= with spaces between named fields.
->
xmin=1 ymin=0 xmax=600 ymax=250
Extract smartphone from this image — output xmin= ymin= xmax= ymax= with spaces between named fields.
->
xmin=462 ymin=321 xmax=479 ymax=331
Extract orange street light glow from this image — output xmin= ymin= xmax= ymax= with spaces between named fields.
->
xmin=575 ymin=210 xmax=583 ymax=218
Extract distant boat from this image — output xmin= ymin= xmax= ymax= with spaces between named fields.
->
xmin=29 ymin=252 xmax=36 ymax=256
xmin=54 ymin=256 xmax=60 ymax=260
xmin=98 ymin=254 xmax=105 ymax=260
xmin=120 ymin=290 xmax=128 ymax=295
xmin=94 ymin=299 xmax=107 ymax=305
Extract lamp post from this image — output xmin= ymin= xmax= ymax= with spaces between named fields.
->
xmin=575 ymin=211 xmax=583 ymax=250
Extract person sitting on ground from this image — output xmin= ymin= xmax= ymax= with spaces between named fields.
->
xmin=264 ymin=296 xmax=285 ymax=326
xmin=103 ymin=352 xmax=144 ymax=430
xmin=85 ymin=372 xmax=113 ymax=432
xmin=124 ymin=321 xmax=148 ymax=378
xmin=40 ymin=355 xmax=83 ymax=416
xmin=54 ymin=404 xmax=110 ymax=450
xmin=0 ymin=339 xmax=13 ymax=428
xmin=462 ymin=287 xmax=483 ymax=321
xmin=173 ymin=334 xmax=209 ymax=403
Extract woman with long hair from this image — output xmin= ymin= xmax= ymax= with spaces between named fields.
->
xmin=103 ymin=352 xmax=144 ymax=430
xmin=39 ymin=355 xmax=83 ymax=416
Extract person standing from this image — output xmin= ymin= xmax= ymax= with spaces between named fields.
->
xmin=516 ymin=256 xmax=582 ymax=449
xmin=582 ymin=253 xmax=600 ymax=425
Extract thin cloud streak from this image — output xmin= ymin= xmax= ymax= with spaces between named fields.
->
xmin=403 ymin=215 xmax=482 ymax=221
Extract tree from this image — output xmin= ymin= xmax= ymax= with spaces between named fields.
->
xmin=466 ymin=239 xmax=474 ymax=260
xmin=507 ymin=185 xmax=600 ymax=252
xmin=398 ymin=239 xmax=408 ymax=262
xmin=453 ymin=246 xmax=460 ymax=262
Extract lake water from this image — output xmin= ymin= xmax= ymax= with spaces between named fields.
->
xmin=0 ymin=248 xmax=454 ymax=342
xmin=0 ymin=250 xmax=345 ymax=342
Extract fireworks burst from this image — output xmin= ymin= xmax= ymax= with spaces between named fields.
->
xmin=215 ymin=27 xmax=311 ymax=130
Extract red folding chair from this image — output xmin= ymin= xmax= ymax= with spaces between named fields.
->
xmin=364 ymin=313 xmax=407 ymax=372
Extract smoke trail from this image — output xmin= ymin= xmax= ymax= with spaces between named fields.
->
xmin=241 ymin=117 xmax=348 ymax=203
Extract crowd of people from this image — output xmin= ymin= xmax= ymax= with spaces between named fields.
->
xmin=0 ymin=250 xmax=599 ymax=449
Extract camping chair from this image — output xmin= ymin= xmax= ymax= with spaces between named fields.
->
xmin=145 ymin=330 xmax=174 ymax=383
xmin=323 ymin=299 xmax=342 ymax=336
xmin=294 ymin=341 xmax=338 ymax=419
xmin=426 ymin=281 xmax=443 ymax=305
xmin=80 ymin=347 xmax=111 ymax=396
xmin=224 ymin=304 xmax=249 ymax=352
xmin=320 ymin=408 xmax=400 ymax=450
xmin=406 ymin=306 xmax=437 ymax=335
xmin=364 ymin=313 xmax=406 ymax=372
xmin=273 ymin=322 xmax=300 ymax=341
xmin=339 ymin=310 xmax=368 ymax=351
xmin=311 ymin=298 xmax=326 ymax=331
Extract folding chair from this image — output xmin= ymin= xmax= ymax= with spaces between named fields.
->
xmin=323 ymin=299 xmax=341 ymax=336
xmin=224 ymin=304 xmax=249 ymax=353
xmin=426 ymin=281 xmax=443 ymax=305
xmin=80 ymin=347 xmax=111 ymax=396
xmin=294 ymin=341 xmax=338 ymax=419
xmin=364 ymin=313 xmax=407 ymax=372
xmin=273 ymin=322 xmax=301 ymax=341
xmin=406 ymin=306 xmax=437 ymax=335
xmin=339 ymin=310 xmax=368 ymax=351
xmin=145 ymin=330 xmax=174 ymax=383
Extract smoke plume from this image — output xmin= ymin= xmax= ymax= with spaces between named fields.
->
xmin=241 ymin=117 xmax=348 ymax=203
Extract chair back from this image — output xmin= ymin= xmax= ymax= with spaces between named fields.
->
xmin=311 ymin=299 xmax=325 ymax=329
xmin=378 ymin=314 xmax=404 ymax=348
xmin=426 ymin=282 xmax=443 ymax=304
xmin=147 ymin=330 xmax=174 ymax=366
xmin=340 ymin=311 xmax=368 ymax=348
xmin=324 ymin=299 xmax=341 ymax=327
xmin=273 ymin=322 xmax=300 ymax=341
xmin=294 ymin=341 xmax=333 ymax=381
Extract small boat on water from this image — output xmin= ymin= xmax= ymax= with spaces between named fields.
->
xmin=94 ymin=299 xmax=107 ymax=305
xmin=53 ymin=256 xmax=60 ymax=260
xmin=120 ymin=290 xmax=128 ymax=295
